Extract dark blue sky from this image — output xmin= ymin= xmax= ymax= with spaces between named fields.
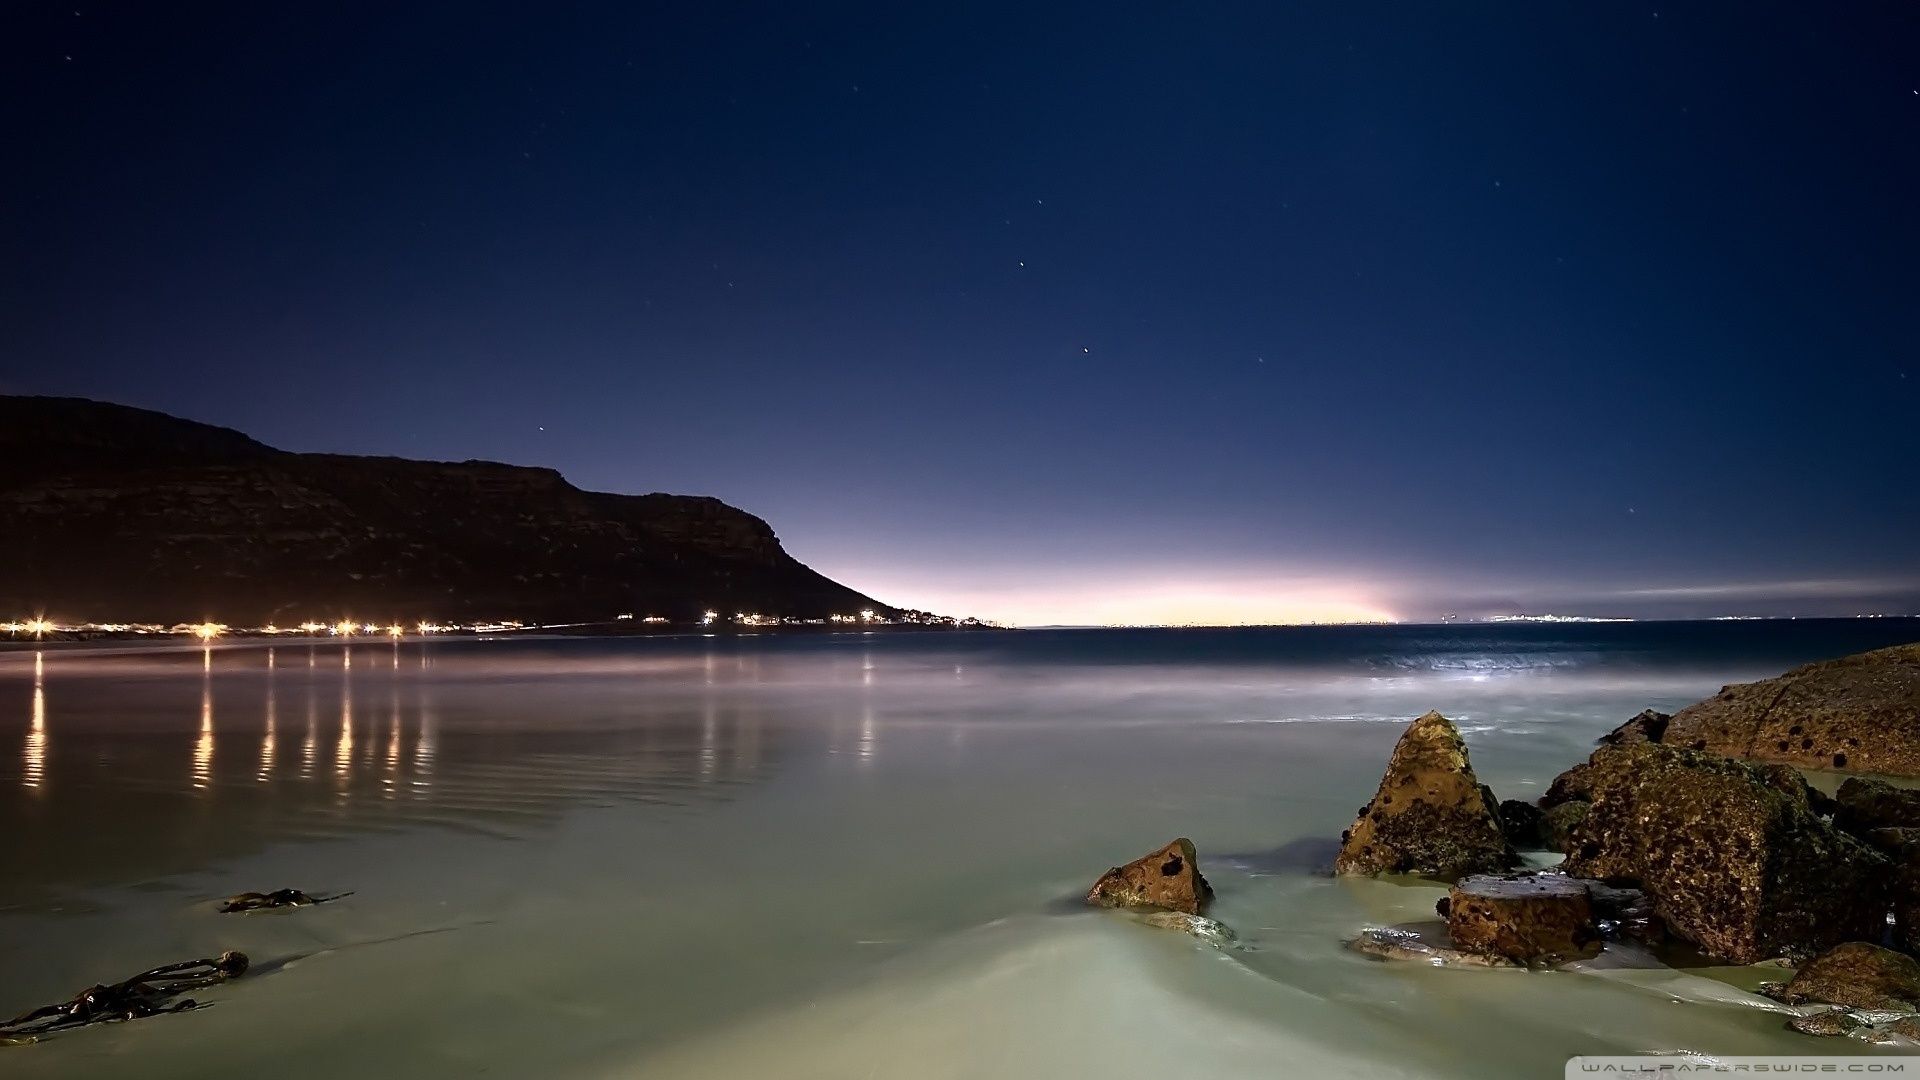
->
xmin=6 ymin=3 xmax=1916 ymax=623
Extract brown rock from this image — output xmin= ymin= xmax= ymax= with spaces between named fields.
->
xmin=1334 ymin=711 xmax=1519 ymax=880
xmin=1836 ymin=777 xmax=1920 ymax=835
xmin=1780 ymin=943 xmax=1920 ymax=1011
xmin=1086 ymin=838 xmax=1213 ymax=914
xmin=1558 ymin=742 xmax=1892 ymax=964
xmin=1662 ymin=644 xmax=1920 ymax=776
xmin=1598 ymin=709 xmax=1670 ymax=747
xmin=1446 ymin=873 xmax=1601 ymax=966
xmin=1788 ymin=1010 xmax=1860 ymax=1037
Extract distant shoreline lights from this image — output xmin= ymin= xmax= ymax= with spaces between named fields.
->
xmin=2 ymin=607 xmax=990 ymax=641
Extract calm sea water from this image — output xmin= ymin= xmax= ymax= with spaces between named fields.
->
xmin=2 ymin=620 xmax=1916 ymax=1078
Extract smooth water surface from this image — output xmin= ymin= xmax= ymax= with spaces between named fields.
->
xmin=3 ymin=621 xmax=1918 ymax=1078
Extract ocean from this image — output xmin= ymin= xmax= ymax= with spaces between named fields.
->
xmin=3 ymin=619 xmax=1917 ymax=1078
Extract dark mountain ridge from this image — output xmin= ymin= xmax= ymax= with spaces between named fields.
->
xmin=0 ymin=396 xmax=892 ymax=625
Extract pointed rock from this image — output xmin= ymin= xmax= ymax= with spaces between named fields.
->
xmin=1334 ymin=711 xmax=1518 ymax=880
xmin=1086 ymin=838 xmax=1213 ymax=914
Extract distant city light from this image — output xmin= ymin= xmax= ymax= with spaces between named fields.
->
xmin=0 ymin=606 xmax=1002 ymax=641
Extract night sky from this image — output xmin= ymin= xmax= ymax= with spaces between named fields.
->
xmin=6 ymin=3 xmax=1916 ymax=624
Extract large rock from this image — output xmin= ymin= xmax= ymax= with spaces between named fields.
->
xmin=1662 ymin=644 xmax=1920 ymax=776
xmin=1836 ymin=778 xmax=1920 ymax=836
xmin=1773 ymin=943 xmax=1920 ymax=1010
xmin=1555 ymin=742 xmax=1892 ymax=963
xmin=1445 ymin=873 xmax=1601 ymax=966
xmin=1086 ymin=838 xmax=1213 ymax=914
xmin=1335 ymin=711 xmax=1518 ymax=880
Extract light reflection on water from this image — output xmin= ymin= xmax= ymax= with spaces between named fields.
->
xmin=23 ymin=651 xmax=45 ymax=793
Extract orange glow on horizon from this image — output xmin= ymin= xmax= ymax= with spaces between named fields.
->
xmin=849 ymin=574 xmax=1402 ymax=628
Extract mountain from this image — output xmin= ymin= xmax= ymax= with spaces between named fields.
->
xmin=0 ymin=396 xmax=893 ymax=626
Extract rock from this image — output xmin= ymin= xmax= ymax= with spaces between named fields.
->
xmin=1334 ymin=712 xmax=1519 ymax=880
xmin=1662 ymin=644 xmax=1920 ymax=776
xmin=1598 ymin=709 xmax=1670 ymax=746
xmin=1540 ymin=801 xmax=1589 ymax=854
xmin=1086 ymin=838 xmax=1214 ymax=914
xmin=1556 ymin=742 xmax=1892 ymax=963
xmin=1779 ymin=943 xmax=1920 ymax=1011
xmin=1346 ymin=927 xmax=1516 ymax=968
xmin=1497 ymin=799 xmax=1548 ymax=849
xmin=1445 ymin=873 xmax=1601 ymax=966
xmin=1789 ymin=1010 xmax=1862 ymax=1037
xmin=1135 ymin=910 xmax=1237 ymax=946
xmin=1892 ymin=1016 xmax=1920 ymax=1041
xmin=1836 ymin=777 xmax=1920 ymax=835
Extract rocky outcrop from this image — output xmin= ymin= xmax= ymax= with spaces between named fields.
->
xmin=1445 ymin=874 xmax=1600 ymax=966
xmin=1598 ymin=709 xmax=1670 ymax=747
xmin=1662 ymin=644 xmax=1920 ymax=776
xmin=1768 ymin=943 xmax=1920 ymax=1011
xmin=1335 ymin=712 xmax=1519 ymax=880
xmin=1553 ymin=742 xmax=1892 ymax=963
xmin=1086 ymin=838 xmax=1214 ymax=914
xmin=0 ymin=396 xmax=892 ymax=624
xmin=1836 ymin=778 xmax=1920 ymax=836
